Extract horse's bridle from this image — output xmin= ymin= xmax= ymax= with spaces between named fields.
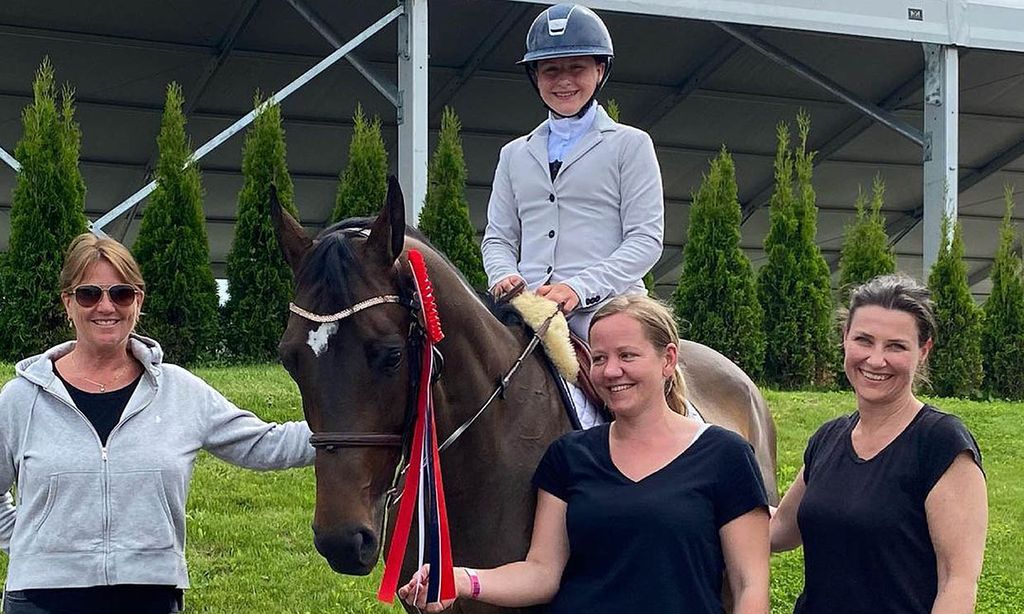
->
xmin=290 ymin=282 xmax=560 ymax=550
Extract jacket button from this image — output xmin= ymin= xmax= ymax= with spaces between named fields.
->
xmin=546 ymin=266 xmax=553 ymax=274
xmin=548 ymin=194 xmax=555 ymax=202
xmin=548 ymin=230 xmax=555 ymax=238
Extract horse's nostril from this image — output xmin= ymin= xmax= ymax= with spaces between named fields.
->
xmin=313 ymin=525 xmax=381 ymax=575
xmin=354 ymin=527 xmax=379 ymax=562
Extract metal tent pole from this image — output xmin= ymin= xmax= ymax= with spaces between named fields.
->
xmin=921 ymin=43 xmax=959 ymax=274
xmin=398 ymin=0 xmax=429 ymax=226
xmin=91 ymin=4 xmax=404 ymax=233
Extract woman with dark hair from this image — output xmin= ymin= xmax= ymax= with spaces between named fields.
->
xmin=400 ymin=295 xmax=769 ymax=613
xmin=0 ymin=233 xmax=314 ymax=614
xmin=770 ymin=274 xmax=988 ymax=614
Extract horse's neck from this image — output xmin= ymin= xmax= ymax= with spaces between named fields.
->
xmin=415 ymin=260 xmax=569 ymax=567
xmin=427 ymin=262 xmax=564 ymax=448
xmin=434 ymin=285 xmax=536 ymax=402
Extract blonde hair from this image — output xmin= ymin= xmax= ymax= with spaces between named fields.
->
xmin=590 ymin=294 xmax=688 ymax=414
xmin=60 ymin=233 xmax=145 ymax=293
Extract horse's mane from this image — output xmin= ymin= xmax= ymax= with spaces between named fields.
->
xmin=317 ymin=217 xmax=431 ymax=245
xmin=295 ymin=230 xmax=360 ymax=312
xmin=297 ymin=217 xmax=529 ymax=333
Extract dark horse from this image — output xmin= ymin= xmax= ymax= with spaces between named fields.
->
xmin=272 ymin=179 xmax=778 ymax=613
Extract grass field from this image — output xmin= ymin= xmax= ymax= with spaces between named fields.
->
xmin=0 ymin=363 xmax=1021 ymax=613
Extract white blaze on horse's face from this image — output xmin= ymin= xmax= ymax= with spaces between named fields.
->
xmin=307 ymin=322 xmax=339 ymax=357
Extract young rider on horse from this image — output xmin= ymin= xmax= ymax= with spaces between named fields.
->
xmin=481 ymin=3 xmax=665 ymax=341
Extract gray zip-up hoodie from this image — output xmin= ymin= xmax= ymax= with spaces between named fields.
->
xmin=0 ymin=335 xmax=315 ymax=591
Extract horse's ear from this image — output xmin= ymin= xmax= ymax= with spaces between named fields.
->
xmin=269 ymin=183 xmax=312 ymax=274
xmin=366 ymin=175 xmax=406 ymax=264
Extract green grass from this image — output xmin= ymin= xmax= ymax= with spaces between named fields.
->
xmin=1 ymin=363 xmax=1021 ymax=612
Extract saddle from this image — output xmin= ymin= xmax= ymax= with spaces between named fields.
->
xmin=567 ymin=332 xmax=610 ymax=421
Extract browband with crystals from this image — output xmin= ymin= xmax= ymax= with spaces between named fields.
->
xmin=288 ymin=295 xmax=404 ymax=324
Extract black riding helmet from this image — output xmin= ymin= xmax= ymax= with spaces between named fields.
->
xmin=519 ymin=4 xmax=614 ymax=118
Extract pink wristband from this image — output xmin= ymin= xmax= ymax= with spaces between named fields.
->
xmin=463 ymin=567 xmax=481 ymax=599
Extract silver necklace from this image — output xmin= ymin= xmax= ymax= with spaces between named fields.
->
xmin=71 ymin=351 xmax=131 ymax=393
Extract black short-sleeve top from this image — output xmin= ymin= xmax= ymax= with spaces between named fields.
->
xmin=532 ymin=423 xmax=768 ymax=614
xmin=795 ymin=405 xmax=983 ymax=614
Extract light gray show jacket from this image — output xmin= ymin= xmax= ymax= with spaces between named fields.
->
xmin=0 ymin=335 xmax=315 ymax=591
xmin=481 ymin=104 xmax=664 ymax=334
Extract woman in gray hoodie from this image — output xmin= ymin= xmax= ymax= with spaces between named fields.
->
xmin=0 ymin=233 xmax=315 ymax=613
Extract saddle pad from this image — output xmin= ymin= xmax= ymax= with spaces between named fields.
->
xmin=508 ymin=292 xmax=579 ymax=381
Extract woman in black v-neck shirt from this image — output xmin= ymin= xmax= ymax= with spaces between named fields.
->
xmin=770 ymin=275 xmax=987 ymax=614
xmin=399 ymin=294 xmax=770 ymax=613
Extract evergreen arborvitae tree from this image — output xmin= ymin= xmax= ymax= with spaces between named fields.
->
xmin=793 ymin=112 xmax=838 ymax=387
xmin=331 ymin=104 xmax=387 ymax=222
xmin=417 ymin=107 xmax=487 ymax=288
xmin=757 ymin=112 xmax=836 ymax=389
xmin=927 ymin=216 xmax=984 ymax=398
xmin=981 ymin=186 xmax=1024 ymax=399
xmin=674 ymin=147 xmax=765 ymax=379
xmin=605 ymin=99 xmax=620 ymax=122
xmin=132 ymin=83 xmax=219 ymax=365
xmin=837 ymin=175 xmax=897 ymax=305
xmin=758 ymin=122 xmax=799 ymax=386
xmin=222 ymin=97 xmax=299 ymax=363
xmin=643 ymin=270 xmax=656 ymax=297
xmin=0 ymin=58 xmax=88 ymax=360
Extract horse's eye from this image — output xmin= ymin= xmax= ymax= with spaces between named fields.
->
xmin=367 ymin=338 xmax=405 ymax=374
xmin=383 ymin=348 xmax=403 ymax=373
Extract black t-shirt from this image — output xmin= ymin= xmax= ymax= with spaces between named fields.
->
xmin=794 ymin=405 xmax=983 ymax=614
xmin=54 ymin=366 xmax=142 ymax=446
xmin=532 ymin=423 xmax=768 ymax=614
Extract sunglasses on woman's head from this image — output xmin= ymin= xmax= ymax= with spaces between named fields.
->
xmin=66 ymin=284 xmax=139 ymax=308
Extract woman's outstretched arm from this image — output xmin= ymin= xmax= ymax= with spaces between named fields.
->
xmin=400 ymin=489 xmax=570 ymax=612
